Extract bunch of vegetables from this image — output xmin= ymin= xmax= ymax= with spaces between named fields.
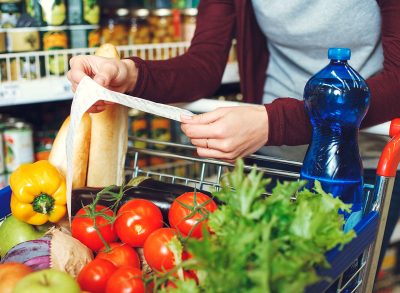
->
xmin=0 ymin=159 xmax=356 ymax=293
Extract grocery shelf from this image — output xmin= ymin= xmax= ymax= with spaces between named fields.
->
xmin=0 ymin=42 xmax=239 ymax=107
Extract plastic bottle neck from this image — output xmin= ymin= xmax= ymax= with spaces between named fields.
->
xmin=329 ymin=59 xmax=348 ymax=65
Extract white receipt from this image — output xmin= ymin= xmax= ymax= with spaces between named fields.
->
xmin=65 ymin=76 xmax=194 ymax=218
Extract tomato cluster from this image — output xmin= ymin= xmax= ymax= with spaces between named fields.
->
xmin=70 ymin=191 xmax=216 ymax=293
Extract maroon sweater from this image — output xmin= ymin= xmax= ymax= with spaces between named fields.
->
xmin=130 ymin=0 xmax=400 ymax=146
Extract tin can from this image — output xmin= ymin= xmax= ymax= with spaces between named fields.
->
xmin=0 ymin=173 xmax=8 ymax=189
xmin=0 ymin=114 xmax=9 ymax=175
xmin=24 ymin=0 xmax=66 ymax=26
xmin=34 ymin=130 xmax=56 ymax=161
xmin=40 ymin=26 xmax=69 ymax=75
xmin=0 ymin=1 xmax=21 ymax=28
xmin=6 ymin=27 xmax=40 ymax=52
xmin=68 ymin=0 xmax=100 ymax=25
xmin=69 ymin=24 xmax=100 ymax=48
xmin=3 ymin=121 xmax=34 ymax=173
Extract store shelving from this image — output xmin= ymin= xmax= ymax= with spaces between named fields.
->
xmin=0 ymin=42 xmax=239 ymax=107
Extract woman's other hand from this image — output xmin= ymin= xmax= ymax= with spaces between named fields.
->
xmin=181 ymin=106 xmax=269 ymax=162
xmin=67 ymin=56 xmax=138 ymax=113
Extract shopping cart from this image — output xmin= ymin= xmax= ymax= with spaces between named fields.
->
xmin=1 ymin=119 xmax=400 ymax=292
xmin=123 ymin=118 xmax=400 ymax=293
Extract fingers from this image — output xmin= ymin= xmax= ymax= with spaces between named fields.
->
xmin=94 ymin=60 xmax=128 ymax=89
xmin=195 ymin=147 xmax=239 ymax=162
xmin=180 ymin=109 xmax=226 ymax=125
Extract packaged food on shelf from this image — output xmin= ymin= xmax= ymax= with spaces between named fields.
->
xmin=34 ymin=130 xmax=56 ymax=161
xmin=143 ymin=0 xmax=172 ymax=9
xmin=24 ymin=0 xmax=66 ymax=26
xmin=129 ymin=8 xmax=150 ymax=45
xmin=101 ymin=8 xmax=129 ymax=46
xmin=68 ymin=0 xmax=100 ymax=25
xmin=69 ymin=24 xmax=100 ymax=48
xmin=40 ymin=26 xmax=68 ymax=75
xmin=6 ymin=27 xmax=40 ymax=52
xmin=0 ymin=1 xmax=21 ymax=28
xmin=3 ymin=120 xmax=34 ymax=173
xmin=128 ymin=109 xmax=148 ymax=149
xmin=182 ymin=8 xmax=196 ymax=42
xmin=0 ymin=28 xmax=6 ymax=52
xmin=149 ymin=9 xmax=175 ymax=44
xmin=151 ymin=116 xmax=171 ymax=150
xmin=10 ymin=56 xmax=38 ymax=80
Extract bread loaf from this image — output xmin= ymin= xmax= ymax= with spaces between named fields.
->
xmin=86 ymin=45 xmax=128 ymax=187
xmin=49 ymin=44 xmax=128 ymax=188
xmin=48 ymin=113 xmax=91 ymax=188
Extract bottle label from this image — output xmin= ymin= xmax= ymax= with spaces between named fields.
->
xmin=344 ymin=210 xmax=363 ymax=233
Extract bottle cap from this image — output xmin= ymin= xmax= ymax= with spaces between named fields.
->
xmin=328 ymin=48 xmax=351 ymax=60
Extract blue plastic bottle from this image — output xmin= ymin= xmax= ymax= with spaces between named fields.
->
xmin=300 ymin=48 xmax=370 ymax=232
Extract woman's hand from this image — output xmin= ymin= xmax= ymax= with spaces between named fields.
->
xmin=67 ymin=56 xmax=138 ymax=113
xmin=181 ymin=106 xmax=269 ymax=162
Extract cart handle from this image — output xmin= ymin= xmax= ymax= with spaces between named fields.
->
xmin=376 ymin=118 xmax=400 ymax=177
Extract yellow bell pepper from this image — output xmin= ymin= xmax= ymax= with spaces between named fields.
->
xmin=10 ymin=160 xmax=67 ymax=225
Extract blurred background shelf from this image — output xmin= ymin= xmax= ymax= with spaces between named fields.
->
xmin=0 ymin=43 xmax=239 ymax=106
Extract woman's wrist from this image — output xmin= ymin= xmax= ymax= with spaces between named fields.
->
xmin=121 ymin=58 xmax=138 ymax=93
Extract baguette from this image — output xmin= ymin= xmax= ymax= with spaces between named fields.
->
xmin=86 ymin=45 xmax=128 ymax=187
xmin=48 ymin=113 xmax=91 ymax=188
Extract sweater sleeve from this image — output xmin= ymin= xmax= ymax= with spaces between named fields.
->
xmin=265 ymin=0 xmax=400 ymax=146
xmin=128 ymin=0 xmax=235 ymax=104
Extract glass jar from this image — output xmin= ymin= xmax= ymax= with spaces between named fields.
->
xmin=101 ymin=8 xmax=129 ymax=46
xmin=149 ymin=8 xmax=174 ymax=43
xmin=182 ymin=8 xmax=197 ymax=42
xmin=129 ymin=8 xmax=150 ymax=45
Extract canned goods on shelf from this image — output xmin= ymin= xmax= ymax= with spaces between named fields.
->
xmin=68 ymin=0 xmax=100 ymax=25
xmin=24 ymin=0 xmax=66 ymax=26
xmin=0 ymin=114 xmax=10 ymax=174
xmin=69 ymin=24 xmax=100 ymax=48
xmin=6 ymin=27 xmax=40 ymax=52
xmin=182 ymin=8 xmax=197 ymax=42
xmin=34 ymin=130 xmax=56 ymax=161
xmin=40 ymin=26 xmax=69 ymax=75
xmin=3 ymin=121 xmax=34 ymax=173
xmin=129 ymin=8 xmax=150 ymax=45
xmin=0 ymin=1 xmax=21 ymax=28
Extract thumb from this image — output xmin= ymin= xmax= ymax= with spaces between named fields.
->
xmin=181 ymin=109 xmax=225 ymax=125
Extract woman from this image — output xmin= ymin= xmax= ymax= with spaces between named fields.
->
xmin=68 ymin=0 xmax=400 ymax=278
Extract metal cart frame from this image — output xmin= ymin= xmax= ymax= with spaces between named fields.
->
xmin=124 ymin=118 xmax=400 ymax=293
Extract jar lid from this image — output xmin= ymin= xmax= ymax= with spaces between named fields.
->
xmin=116 ymin=8 xmax=129 ymax=17
xmin=131 ymin=8 xmax=149 ymax=18
xmin=183 ymin=8 xmax=198 ymax=16
xmin=151 ymin=9 xmax=172 ymax=17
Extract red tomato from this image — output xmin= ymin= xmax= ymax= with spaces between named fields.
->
xmin=115 ymin=199 xmax=163 ymax=247
xmin=97 ymin=242 xmax=141 ymax=269
xmin=168 ymin=192 xmax=217 ymax=238
xmin=77 ymin=259 xmax=117 ymax=293
xmin=72 ymin=205 xmax=117 ymax=251
xmin=106 ymin=266 xmax=144 ymax=293
xmin=143 ymin=228 xmax=178 ymax=272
